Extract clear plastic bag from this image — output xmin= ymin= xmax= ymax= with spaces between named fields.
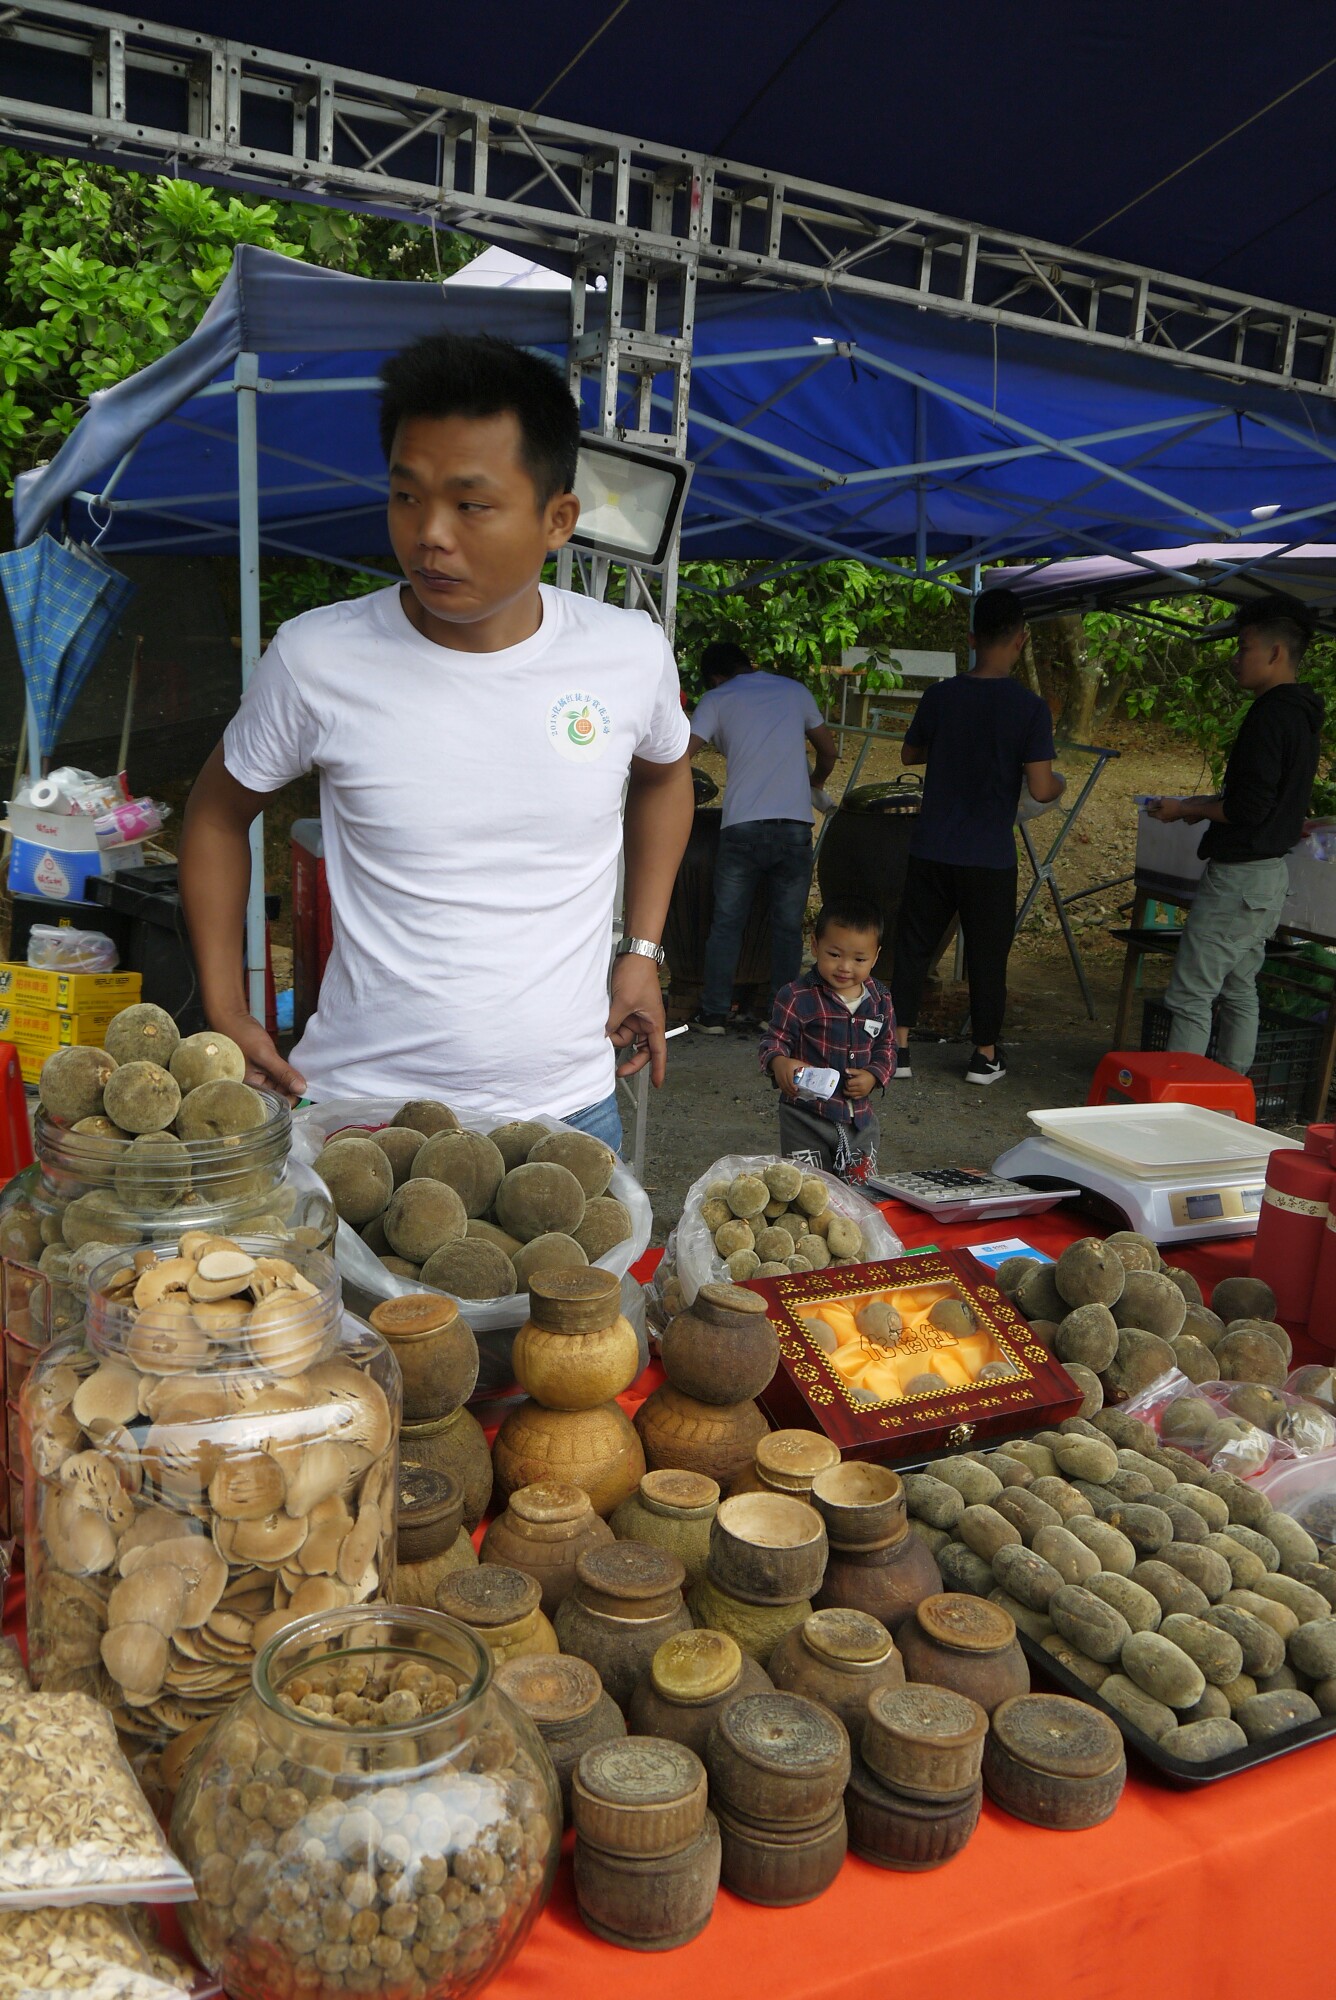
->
xmin=1257 ymin=1449 xmax=1336 ymax=1545
xmin=0 ymin=1690 xmax=195 ymax=1907
xmin=0 ymin=1636 xmax=28 ymax=1698
xmin=1123 ymin=1367 xmax=1336 ymax=1479
xmin=27 ymin=924 xmax=119 ymax=971
xmin=0 ymin=1903 xmax=212 ymax=1998
xmin=674 ymin=1152 xmax=903 ymax=1307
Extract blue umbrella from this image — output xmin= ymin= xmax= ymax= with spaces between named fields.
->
xmin=0 ymin=534 xmax=137 ymax=765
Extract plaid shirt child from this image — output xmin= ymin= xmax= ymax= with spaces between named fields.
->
xmin=759 ymin=969 xmax=898 ymax=1128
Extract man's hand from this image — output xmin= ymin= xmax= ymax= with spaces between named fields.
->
xmin=211 ymin=1008 xmax=307 ymax=1101
xmin=845 ymin=1068 xmax=877 ymax=1100
xmin=1148 ymin=796 xmax=1207 ymax=825
xmin=769 ymin=1055 xmax=802 ymax=1095
xmin=606 ymin=954 xmax=669 ymax=1084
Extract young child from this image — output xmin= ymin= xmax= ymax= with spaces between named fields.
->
xmin=758 ymin=896 xmax=897 ymax=1179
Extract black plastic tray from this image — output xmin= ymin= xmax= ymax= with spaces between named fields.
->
xmin=1019 ymin=1630 xmax=1336 ymax=1786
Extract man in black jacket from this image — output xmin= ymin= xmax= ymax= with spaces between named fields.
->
xmin=1149 ymin=596 xmax=1323 ymax=1072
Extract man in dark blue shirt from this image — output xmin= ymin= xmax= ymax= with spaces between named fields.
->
xmin=891 ymin=588 xmax=1062 ymax=1085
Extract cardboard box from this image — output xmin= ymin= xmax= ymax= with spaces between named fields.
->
xmin=9 ymin=1040 xmax=46 ymax=1085
xmin=3 ymin=804 xmax=102 ymax=851
xmin=0 ymin=964 xmax=142 ymax=1010
xmin=0 ymin=1002 xmax=121 ymax=1052
xmin=748 ymin=1249 xmax=1082 ymax=1464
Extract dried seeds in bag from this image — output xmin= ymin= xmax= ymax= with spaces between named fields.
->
xmin=0 ymin=1901 xmax=206 ymax=1998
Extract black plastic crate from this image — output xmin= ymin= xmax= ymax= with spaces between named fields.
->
xmin=1140 ymin=997 xmax=1324 ymax=1123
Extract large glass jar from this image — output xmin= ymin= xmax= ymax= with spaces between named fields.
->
xmin=21 ymin=1236 xmax=400 ymax=1803
xmin=172 ymin=1605 xmax=562 ymax=2000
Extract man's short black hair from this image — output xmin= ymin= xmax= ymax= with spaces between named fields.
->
xmin=1232 ymin=592 xmax=1314 ymax=664
xmin=815 ymin=896 xmax=884 ymax=942
xmin=378 ymin=333 xmax=580 ymax=503
xmin=972 ymin=588 xmax=1027 ymax=647
xmin=700 ymin=638 xmax=753 ymax=684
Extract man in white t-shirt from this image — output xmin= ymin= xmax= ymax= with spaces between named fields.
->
xmin=687 ymin=639 xmax=837 ymax=1031
xmin=179 ymin=333 xmax=694 ymax=1140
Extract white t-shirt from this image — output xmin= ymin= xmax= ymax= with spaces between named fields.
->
xmin=224 ymin=584 xmax=690 ymax=1122
xmin=690 ymin=671 xmax=824 ymax=828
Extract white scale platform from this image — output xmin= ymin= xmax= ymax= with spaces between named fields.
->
xmin=992 ymin=1103 xmax=1301 ymax=1245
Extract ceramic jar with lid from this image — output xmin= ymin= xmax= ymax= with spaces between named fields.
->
xmin=845 ymin=1753 xmax=982 ymax=1870
xmin=481 ymin=1481 xmax=614 ymax=1616
xmin=634 ymin=1383 xmax=769 ymax=1487
xmin=512 ymin=1267 xmax=640 ymax=1410
xmin=810 ymin=1461 xmax=941 ymax=1633
xmin=983 ymin=1692 xmax=1126 ymax=1829
xmin=493 ymin=1653 xmax=626 ymax=1821
xmin=730 ymin=1428 xmax=841 ymax=1498
xmin=709 ymin=1493 xmax=828 ymax=1604
xmin=610 ymin=1469 xmax=719 ymax=1584
xmin=555 ymin=1542 xmax=693 ymax=1709
xmin=862 ymin=1682 xmax=988 ymax=1800
xmin=627 ymin=1629 xmax=774 ymax=1758
xmin=392 ymin=1465 xmax=477 ymax=1608
xmin=572 ymin=1737 xmax=720 ymax=1950
xmin=172 ymin=1605 xmax=562 ymax=2000
xmin=767 ymin=1609 xmax=906 ymax=1736
xmin=435 ymin=1564 xmax=559 ymax=1664
xmin=898 ymin=1592 xmax=1030 ymax=1716
xmin=705 ymin=1692 xmax=850 ymax=1906
xmin=368 ymin=1292 xmax=479 ymax=1424
xmin=688 ymin=1571 xmax=814 ymax=1667
xmin=402 ymin=1405 xmax=494 ymax=1529
xmin=493 ymin=1401 xmax=644 ymax=1518
xmin=659 ymin=1282 xmax=779 ymax=1404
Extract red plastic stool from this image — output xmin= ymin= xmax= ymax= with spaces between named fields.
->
xmin=0 ymin=1043 xmax=34 ymax=1181
xmin=1087 ymin=1050 xmax=1255 ymax=1123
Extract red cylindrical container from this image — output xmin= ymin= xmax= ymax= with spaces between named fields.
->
xmin=1275 ymin=1124 xmax=1336 ymax=1337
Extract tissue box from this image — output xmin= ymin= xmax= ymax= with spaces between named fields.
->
xmin=6 ymin=835 xmax=143 ymax=903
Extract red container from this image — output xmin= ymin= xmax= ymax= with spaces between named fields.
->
xmin=1252 ymin=1122 xmax=1334 ymax=1326
xmin=1086 ymin=1050 xmax=1255 ymax=1123
xmin=291 ymin=817 xmax=332 ymax=1039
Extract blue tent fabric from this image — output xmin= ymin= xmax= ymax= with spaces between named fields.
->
xmin=0 ymin=535 xmax=137 ymax=759
xmin=15 ymin=247 xmax=1336 ymax=575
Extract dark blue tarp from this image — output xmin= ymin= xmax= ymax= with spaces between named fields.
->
xmin=20 ymin=2 xmax=1336 ymax=317
xmin=16 ymin=248 xmax=1336 ymax=572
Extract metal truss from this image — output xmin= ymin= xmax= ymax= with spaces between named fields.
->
xmin=5 ymin=0 xmax=1336 ymax=404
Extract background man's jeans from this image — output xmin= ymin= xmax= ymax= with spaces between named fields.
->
xmin=1164 ymin=856 xmax=1289 ymax=1072
xmin=563 ymin=1090 xmax=624 ymax=1153
xmin=701 ymin=818 xmax=813 ymax=1017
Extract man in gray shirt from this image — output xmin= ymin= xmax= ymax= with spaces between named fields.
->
xmin=688 ymin=638 xmax=838 ymax=1031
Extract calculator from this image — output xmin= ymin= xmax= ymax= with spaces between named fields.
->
xmin=866 ymin=1165 xmax=1081 ymax=1223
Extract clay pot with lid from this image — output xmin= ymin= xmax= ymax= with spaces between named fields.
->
xmin=898 ymin=1592 xmax=1030 ymax=1717
xmin=494 ymin=1654 xmax=625 ymax=1819
xmin=391 ymin=1464 xmax=478 ymax=1608
xmin=435 ymin=1563 xmax=559 ymax=1664
xmin=706 ymin=1690 xmax=851 ymax=1828
xmin=627 ymin=1628 xmax=774 ymax=1759
xmin=512 ymin=1268 xmax=640 ymax=1411
xmin=863 ymin=1682 xmax=988 ymax=1799
xmin=845 ymin=1754 xmax=982 ymax=1871
xmin=710 ymin=1492 xmax=829 ymax=1605
xmin=481 ymin=1480 xmax=614 ymax=1616
xmin=572 ymin=1738 xmax=720 ymax=1950
xmin=712 ymin=1798 xmax=846 ymax=1907
xmin=811 ymin=1463 xmax=941 ymax=1633
xmin=660 ymin=1282 xmax=779 ymax=1404
xmin=402 ymin=1404 xmax=493 ymax=1528
xmin=983 ymin=1692 xmax=1126 ymax=1830
xmin=554 ymin=1541 xmax=694 ymax=1709
xmin=687 ymin=1573 xmax=812 ymax=1667
xmin=810 ymin=1461 xmax=907 ymax=1549
xmin=493 ymin=1399 xmax=645 ymax=1517
xmin=767 ymin=1609 xmax=906 ymax=1737
xmin=610 ymin=1470 xmax=719 ymax=1584
xmin=368 ymin=1292 xmax=478 ymax=1423
xmin=730 ymin=1429 xmax=841 ymax=1498
xmin=635 ymin=1382 xmax=769 ymax=1486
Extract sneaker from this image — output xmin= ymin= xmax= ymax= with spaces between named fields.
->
xmin=892 ymin=1053 xmax=913 ymax=1079
xmin=690 ymin=1011 xmax=728 ymax=1035
xmin=965 ymin=1049 xmax=1006 ymax=1085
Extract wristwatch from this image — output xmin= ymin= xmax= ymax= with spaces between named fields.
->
xmin=615 ymin=935 xmax=665 ymax=967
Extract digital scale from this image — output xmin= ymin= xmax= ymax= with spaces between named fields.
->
xmin=992 ymin=1102 xmax=1301 ymax=1245
xmin=866 ymin=1166 xmax=1082 ymax=1224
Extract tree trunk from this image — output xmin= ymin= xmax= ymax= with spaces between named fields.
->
xmin=1052 ymin=614 xmax=1101 ymax=744
xmin=1015 ymin=635 xmax=1042 ymax=696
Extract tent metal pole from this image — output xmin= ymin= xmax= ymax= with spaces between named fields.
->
xmin=235 ymin=352 xmax=268 ymax=1026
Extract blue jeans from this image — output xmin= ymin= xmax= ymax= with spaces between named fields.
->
xmin=562 ymin=1090 xmax=624 ymax=1154
xmin=702 ymin=819 xmax=813 ymax=1016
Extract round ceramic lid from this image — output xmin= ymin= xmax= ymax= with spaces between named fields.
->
xmin=755 ymin=1430 xmax=842 ymax=1488
xmin=396 ymin=1463 xmax=463 ymax=1528
xmin=697 ymin=1281 xmax=768 ymax=1318
xmin=651 ymin=1628 xmax=742 ymax=1701
xmin=437 ymin=1564 xmax=540 ymax=1627
xmin=802 ymin=1607 xmax=893 ymax=1665
xmin=578 ymin=1737 xmax=704 ymax=1807
xmin=528 ymin=1267 xmax=620 ymax=1332
xmin=640 ymin=1469 xmax=720 ymax=1513
xmin=575 ymin=1540 xmax=686 ymax=1599
xmin=508 ymin=1481 xmax=591 ymax=1525
xmin=916 ymin=1592 xmax=1017 ymax=1654
xmin=719 ymin=1691 xmax=847 ymax=1773
xmin=991 ymin=1693 xmax=1123 ymax=1778
xmin=867 ymin=1683 xmax=987 ymax=1746
xmin=494 ymin=1654 xmax=601 ymax=1726
xmin=369 ymin=1294 xmax=459 ymax=1338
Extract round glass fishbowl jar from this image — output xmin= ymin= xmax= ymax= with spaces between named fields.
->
xmin=21 ymin=1237 xmax=400 ymax=1802
xmin=171 ymin=1606 xmax=562 ymax=2000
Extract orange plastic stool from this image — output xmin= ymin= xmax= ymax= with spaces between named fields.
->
xmin=0 ymin=1043 xmax=34 ymax=1181
xmin=1087 ymin=1050 xmax=1255 ymax=1123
